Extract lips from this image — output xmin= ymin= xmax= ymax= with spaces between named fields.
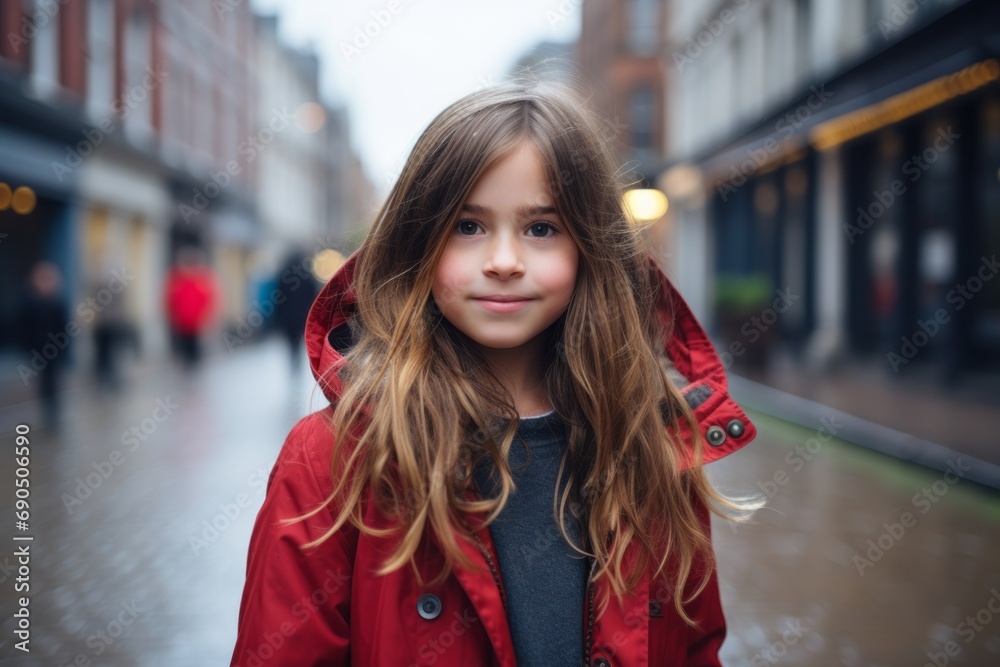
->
xmin=473 ymin=295 xmax=533 ymax=313
xmin=474 ymin=295 xmax=533 ymax=303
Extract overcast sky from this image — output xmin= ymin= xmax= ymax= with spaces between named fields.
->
xmin=249 ymin=0 xmax=581 ymax=199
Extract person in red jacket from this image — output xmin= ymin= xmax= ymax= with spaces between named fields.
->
xmin=231 ymin=79 xmax=762 ymax=666
xmin=164 ymin=245 xmax=218 ymax=370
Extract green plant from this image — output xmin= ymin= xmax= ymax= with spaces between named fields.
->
xmin=714 ymin=273 xmax=773 ymax=311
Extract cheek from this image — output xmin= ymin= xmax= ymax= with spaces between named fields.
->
xmin=538 ymin=247 xmax=579 ymax=301
xmin=432 ymin=250 xmax=470 ymax=304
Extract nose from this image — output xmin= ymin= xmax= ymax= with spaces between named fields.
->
xmin=483 ymin=230 xmax=524 ymax=279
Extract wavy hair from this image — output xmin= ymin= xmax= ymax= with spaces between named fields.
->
xmin=285 ymin=77 xmax=760 ymax=626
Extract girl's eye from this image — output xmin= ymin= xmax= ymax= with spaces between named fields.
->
xmin=455 ymin=220 xmax=558 ymax=238
xmin=456 ymin=220 xmax=480 ymax=236
xmin=528 ymin=222 xmax=557 ymax=238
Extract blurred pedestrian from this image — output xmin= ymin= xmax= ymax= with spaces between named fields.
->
xmin=247 ymin=256 xmax=279 ymax=342
xmin=16 ymin=261 xmax=68 ymax=429
xmin=165 ymin=246 xmax=218 ymax=371
xmin=271 ymin=249 xmax=319 ymax=372
xmin=91 ymin=262 xmax=138 ymax=392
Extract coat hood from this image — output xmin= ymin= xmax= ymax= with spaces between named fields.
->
xmin=304 ymin=249 xmax=757 ymax=467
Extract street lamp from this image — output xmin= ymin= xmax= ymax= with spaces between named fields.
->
xmin=311 ymin=248 xmax=345 ymax=282
xmin=622 ymin=188 xmax=669 ymax=225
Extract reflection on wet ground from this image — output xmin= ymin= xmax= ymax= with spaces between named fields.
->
xmin=711 ymin=412 xmax=1000 ymax=666
xmin=0 ymin=340 xmax=997 ymax=665
xmin=0 ymin=340 xmax=320 ymax=666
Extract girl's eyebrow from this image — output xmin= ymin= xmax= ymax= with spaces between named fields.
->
xmin=460 ymin=202 xmax=558 ymax=218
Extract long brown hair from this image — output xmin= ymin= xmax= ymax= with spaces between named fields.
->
xmin=286 ymin=77 xmax=759 ymax=625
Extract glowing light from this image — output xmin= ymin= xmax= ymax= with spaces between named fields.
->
xmin=785 ymin=168 xmax=807 ymax=198
xmin=0 ymin=183 xmax=10 ymax=211
xmin=754 ymin=183 xmax=779 ymax=215
xmin=12 ymin=186 xmax=36 ymax=215
xmin=311 ymin=248 xmax=345 ymax=282
xmin=663 ymin=164 xmax=702 ymax=200
xmin=295 ymin=102 xmax=327 ymax=134
xmin=811 ymin=59 xmax=1000 ymax=150
xmin=623 ymin=188 xmax=668 ymax=224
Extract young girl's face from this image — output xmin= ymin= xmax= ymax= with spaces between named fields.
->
xmin=431 ymin=141 xmax=578 ymax=354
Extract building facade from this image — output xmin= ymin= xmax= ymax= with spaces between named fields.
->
xmin=660 ymin=0 xmax=999 ymax=386
xmin=254 ymin=14 xmax=358 ymax=258
xmin=0 ymin=0 xmax=369 ymax=378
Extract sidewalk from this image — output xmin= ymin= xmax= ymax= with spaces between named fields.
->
xmin=728 ymin=347 xmax=1000 ymax=489
xmin=0 ymin=347 xmax=188 ymax=426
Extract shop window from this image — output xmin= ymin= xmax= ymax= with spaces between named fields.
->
xmin=628 ymin=0 xmax=658 ymax=56
xmin=86 ymin=0 xmax=115 ymax=119
xmin=629 ymin=85 xmax=655 ymax=152
xmin=29 ymin=0 xmax=60 ymax=97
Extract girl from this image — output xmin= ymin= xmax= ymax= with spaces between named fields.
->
xmin=230 ymin=79 xmax=761 ymax=667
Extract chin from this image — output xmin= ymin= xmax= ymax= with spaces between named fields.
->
xmin=472 ymin=336 xmax=534 ymax=350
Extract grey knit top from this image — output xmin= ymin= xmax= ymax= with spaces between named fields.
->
xmin=471 ymin=409 xmax=588 ymax=666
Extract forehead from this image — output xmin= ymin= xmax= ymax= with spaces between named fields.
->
xmin=464 ymin=142 xmax=555 ymax=206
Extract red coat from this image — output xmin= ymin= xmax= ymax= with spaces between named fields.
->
xmin=165 ymin=266 xmax=217 ymax=335
xmin=231 ymin=250 xmax=758 ymax=666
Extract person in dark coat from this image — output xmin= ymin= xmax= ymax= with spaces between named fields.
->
xmin=271 ymin=250 xmax=319 ymax=372
xmin=16 ymin=261 xmax=69 ymax=429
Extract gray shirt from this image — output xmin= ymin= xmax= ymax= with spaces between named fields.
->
xmin=471 ymin=410 xmax=588 ymax=666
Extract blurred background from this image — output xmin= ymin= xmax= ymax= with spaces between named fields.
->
xmin=0 ymin=0 xmax=998 ymax=665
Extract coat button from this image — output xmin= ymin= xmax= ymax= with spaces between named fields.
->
xmin=726 ymin=418 xmax=745 ymax=438
xmin=706 ymin=425 xmax=727 ymax=446
xmin=417 ymin=593 xmax=442 ymax=620
xmin=592 ymin=657 xmax=612 ymax=667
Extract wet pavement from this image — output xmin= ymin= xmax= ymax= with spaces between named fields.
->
xmin=710 ymin=412 xmax=1000 ymax=666
xmin=0 ymin=339 xmax=997 ymax=666
xmin=734 ymin=349 xmax=1000 ymax=473
xmin=0 ymin=339 xmax=321 ymax=666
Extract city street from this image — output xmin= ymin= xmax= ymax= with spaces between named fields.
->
xmin=0 ymin=339 xmax=321 ymax=666
xmin=1 ymin=339 xmax=998 ymax=666
xmin=2 ymin=0 xmax=998 ymax=665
